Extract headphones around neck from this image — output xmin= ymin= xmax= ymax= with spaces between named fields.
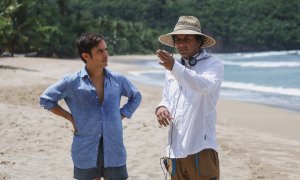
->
xmin=180 ymin=50 xmax=202 ymax=67
xmin=181 ymin=57 xmax=197 ymax=67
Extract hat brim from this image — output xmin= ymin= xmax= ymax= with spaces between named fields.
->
xmin=158 ymin=30 xmax=216 ymax=48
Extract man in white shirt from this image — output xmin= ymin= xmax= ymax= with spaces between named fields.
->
xmin=155 ymin=16 xmax=224 ymax=180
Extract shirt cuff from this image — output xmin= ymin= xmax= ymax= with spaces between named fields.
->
xmin=40 ymin=99 xmax=58 ymax=110
xmin=120 ymin=108 xmax=132 ymax=119
xmin=156 ymin=101 xmax=170 ymax=113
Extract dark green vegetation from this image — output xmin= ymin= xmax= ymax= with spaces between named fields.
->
xmin=1 ymin=0 xmax=299 ymax=57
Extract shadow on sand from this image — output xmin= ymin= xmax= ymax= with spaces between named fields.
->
xmin=0 ymin=65 xmax=39 ymax=72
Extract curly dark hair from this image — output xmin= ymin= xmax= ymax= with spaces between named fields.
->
xmin=76 ymin=33 xmax=105 ymax=63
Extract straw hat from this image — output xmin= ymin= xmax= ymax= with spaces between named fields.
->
xmin=158 ymin=16 xmax=216 ymax=48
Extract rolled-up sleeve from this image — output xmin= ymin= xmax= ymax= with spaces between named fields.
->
xmin=120 ymin=76 xmax=142 ymax=119
xmin=40 ymin=77 xmax=69 ymax=110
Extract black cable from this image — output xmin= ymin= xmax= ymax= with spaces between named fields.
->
xmin=161 ymin=85 xmax=183 ymax=179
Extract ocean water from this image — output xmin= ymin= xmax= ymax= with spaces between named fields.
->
xmin=127 ymin=50 xmax=300 ymax=112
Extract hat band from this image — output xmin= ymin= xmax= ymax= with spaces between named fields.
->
xmin=173 ymin=26 xmax=201 ymax=33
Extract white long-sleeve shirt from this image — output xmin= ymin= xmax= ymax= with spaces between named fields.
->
xmin=158 ymin=50 xmax=224 ymax=158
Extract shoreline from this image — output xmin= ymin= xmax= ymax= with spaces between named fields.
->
xmin=0 ymin=56 xmax=300 ymax=179
xmin=109 ymin=55 xmax=300 ymax=113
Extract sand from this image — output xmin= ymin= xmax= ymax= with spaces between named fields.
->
xmin=0 ymin=56 xmax=299 ymax=180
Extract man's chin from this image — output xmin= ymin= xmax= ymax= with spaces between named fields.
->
xmin=180 ymin=54 xmax=190 ymax=59
xmin=102 ymin=62 xmax=108 ymax=66
xmin=179 ymin=52 xmax=188 ymax=58
xmin=97 ymin=63 xmax=108 ymax=69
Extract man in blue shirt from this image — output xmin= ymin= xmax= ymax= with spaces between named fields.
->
xmin=40 ymin=33 xmax=142 ymax=180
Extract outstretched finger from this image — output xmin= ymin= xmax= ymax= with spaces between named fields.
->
xmin=157 ymin=114 xmax=162 ymax=121
xmin=158 ymin=120 xmax=163 ymax=126
xmin=164 ymin=111 xmax=173 ymax=122
xmin=160 ymin=120 xmax=168 ymax=127
xmin=162 ymin=118 xmax=169 ymax=126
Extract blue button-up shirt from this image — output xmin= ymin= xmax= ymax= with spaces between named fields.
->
xmin=40 ymin=67 xmax=141 ymax=168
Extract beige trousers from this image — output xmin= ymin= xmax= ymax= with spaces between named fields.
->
xmin=170 ymin=149 xmax=219 ymax=180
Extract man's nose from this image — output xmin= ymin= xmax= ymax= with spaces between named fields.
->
xmin=104 ymin=50 xmax=109 ymax=57
xmin=176 ymin=42 xmax=186 ymax=48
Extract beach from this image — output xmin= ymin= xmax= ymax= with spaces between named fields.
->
xmin=0 ymin=56 xmax=300 ymax=180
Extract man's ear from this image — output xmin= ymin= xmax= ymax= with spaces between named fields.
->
xmin=82 ymin=53 xmax=90 ymax=62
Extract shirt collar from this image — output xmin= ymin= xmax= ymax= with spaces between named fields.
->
xmin=195 ymin=49 xmax=211 ymax=61
xmin=181 ymin=49 xmax=210 ymax=62
xmin=80 ymin=66 xmax=112 ymax=79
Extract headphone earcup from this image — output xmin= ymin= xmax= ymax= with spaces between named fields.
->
xmin=189 ymin=57 xmax=197 ymax=66
xmin=181 ymin=57 xmax=198 ymax=67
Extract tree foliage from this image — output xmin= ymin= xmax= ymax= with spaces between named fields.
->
xmin=0 ymin=0 xmax=299 ymax=57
